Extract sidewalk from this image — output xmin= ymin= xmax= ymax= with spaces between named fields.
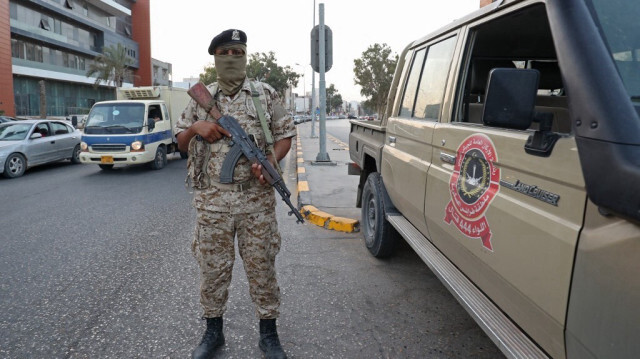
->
xmin=294 ymin=121 xmax=361 ymax=233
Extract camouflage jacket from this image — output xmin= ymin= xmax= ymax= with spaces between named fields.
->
xmin=175 ymin=78 xmax=296 ymax=214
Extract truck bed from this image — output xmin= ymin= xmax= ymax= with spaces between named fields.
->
xmin=348 ymin=119 xmax=386 ymax=171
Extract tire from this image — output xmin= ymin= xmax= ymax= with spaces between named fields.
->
xmin=71 ymin=144 xmax=81 ymax=164
xmin=3 ymin=153 xmax=26 ymax=178
xmin=180 ymin=151 xmax=188 ymax=160
xmin=150 ymin=146 xmax=167 ymax=170
xmin=99 ymin=164 xmax=114 ymax=170
xmin=361 ymin=172 xmax=399 ymax=257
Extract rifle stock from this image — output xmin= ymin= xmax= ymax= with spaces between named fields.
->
xmin=187 ymin=82 xmax=221 ymax=120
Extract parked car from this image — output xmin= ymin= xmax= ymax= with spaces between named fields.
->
xmin=0 ymin=116 xmax=18 ymax=123
xmin=0 ymin=119 xmax=82 ymax=178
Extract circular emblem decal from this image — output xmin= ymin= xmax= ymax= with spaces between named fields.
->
xmin=444 ymin=134 xmax=500 ymax=251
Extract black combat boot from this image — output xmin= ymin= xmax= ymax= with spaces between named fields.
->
xmin=259 ymin=319 xmax=287 ymax=359
xmin=192 ymin=317 xmax=225 ymax=359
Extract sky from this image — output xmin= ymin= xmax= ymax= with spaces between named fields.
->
xmin=150 ymin=0 xmax=483 ymax=102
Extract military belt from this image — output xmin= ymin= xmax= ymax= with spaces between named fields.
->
xmin=210 ymin=178 xmax=255 ymax=192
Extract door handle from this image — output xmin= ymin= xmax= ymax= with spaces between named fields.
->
xmin=439 ymin=152 xmax=456 ymax=165
xmin=388 ymin=136 xmax=396 ymax=146
xmin=50 ymin=141 xmax=56 ymax=144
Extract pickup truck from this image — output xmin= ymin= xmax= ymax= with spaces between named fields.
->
xmin=348 ymin=1 xmax=640 ymax=358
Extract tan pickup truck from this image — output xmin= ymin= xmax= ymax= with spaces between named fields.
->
xmin=348 ymin=1 xmax=640 ymax=358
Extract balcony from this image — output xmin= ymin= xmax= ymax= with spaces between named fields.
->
xmin=85 ymin=0 xmax=131 ymax=17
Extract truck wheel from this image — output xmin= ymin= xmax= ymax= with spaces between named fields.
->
xmin=71 ymin=144 xmax=81 ymax=164
xmin=150 ymin=146 xmax=166 ymax=170
xmin=361 ymin=172 xmax=399 ymax=257
xmin=180 ymin=151 xmax=188 ymax=159
xmin=3 ymin=153 xmax=26 ymax=178
xmin=99 ymin=164 xmax=114 ymax=170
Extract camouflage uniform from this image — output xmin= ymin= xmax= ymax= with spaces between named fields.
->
xmin=175 ymin=78 xmax=296 ymax=319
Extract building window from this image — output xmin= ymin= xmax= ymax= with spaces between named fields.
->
xmin=124 ymin=25 xmax=131 ymax=37
xmin=40 ymin=18 xmax=51 ymax=31
xmin=26 ymin=43 xmax=35 ymax=61
xmin=65 ymin=0 xmax=74 ymax=10
xmin=11 ymin=39 xmax=24 ymax=59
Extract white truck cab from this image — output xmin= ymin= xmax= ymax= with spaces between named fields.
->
xmin=80 ymin=86 xmax=190 ymax=170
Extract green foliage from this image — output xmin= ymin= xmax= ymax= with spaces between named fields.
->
xmin=86 ymin=44 xmax=134 ymax=90
xmin=326 ymin=84 xmax=343 ymax=114
xmin=199 ymin=63 xmax=217 ymax=85
xmin=247 ymin=51 xmax=299 ymax=97
xmin=353 ymin=43 xmax=398 ymax=117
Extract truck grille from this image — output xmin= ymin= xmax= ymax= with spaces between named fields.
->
xmin=91 ymin=144 xmax=127 ymax=152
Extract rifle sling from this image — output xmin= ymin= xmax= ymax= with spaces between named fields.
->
xmin=249 ymin=82 xmax=281 ymax=174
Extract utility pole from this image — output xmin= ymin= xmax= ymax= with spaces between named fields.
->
xmin=310 ymin=0 xmax=317 ymax=138
xmin=315 ymin=3 xmax=331 ymax=163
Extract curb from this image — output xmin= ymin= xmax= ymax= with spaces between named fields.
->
xmin=295 ymin=128 xmax=360 ymax=233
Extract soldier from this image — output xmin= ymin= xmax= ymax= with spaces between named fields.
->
xmin=175 ymin=29 xmax=296 ymax=359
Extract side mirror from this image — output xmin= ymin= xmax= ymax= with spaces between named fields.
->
xmin=71 ymin=115 xmax=78 ymax=127
xmin=482 ymin=68 xmax=539 ymax=130
xmin=30 ymin=132 xmax=43 ymax=139
xmin=147 ymin=119 xmax=155 ymax=131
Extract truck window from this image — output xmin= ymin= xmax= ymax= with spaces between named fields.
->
xmin=85 ymin=103 xmax=145 ymax=134
xmin=413 ymin=36 xmax=457 ymax=120
xmin=398 ymin=48 xmax=426 ymax=118
xmin=587 ymin=0 xmax=640 ymax=101
xmin=148 ymin=104 xmax=163 ymax=122
xmin=455 ymin=4 xmax=572 ymax=133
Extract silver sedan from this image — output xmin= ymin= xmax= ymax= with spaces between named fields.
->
xmin=0 ymin=119 xmax=82 ymax=178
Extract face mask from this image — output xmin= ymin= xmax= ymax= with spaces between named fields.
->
xmin=214 ymin=53 xmax=247 ymax=96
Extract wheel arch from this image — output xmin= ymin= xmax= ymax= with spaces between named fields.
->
xmin=356 ymin=156 xmax=398 ymax=216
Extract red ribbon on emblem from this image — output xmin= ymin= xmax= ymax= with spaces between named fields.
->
xmin=444 ymin=202 xmax=493 ymax=251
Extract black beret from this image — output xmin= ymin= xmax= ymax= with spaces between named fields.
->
xmin=208 ymin=29 xmax=247 ymax=55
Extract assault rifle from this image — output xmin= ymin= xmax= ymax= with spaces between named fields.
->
xmin=187 ymin=82 xmax=304 ymax=224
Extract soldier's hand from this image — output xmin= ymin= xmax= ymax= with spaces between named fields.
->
xmin=251 ymin=163 xmax=268 ymax=186
xmin=194 ymin=121 xmax=231 ymax=143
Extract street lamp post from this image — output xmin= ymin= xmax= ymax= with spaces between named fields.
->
xmin=295 ymin=63 xmax=306 ymax=114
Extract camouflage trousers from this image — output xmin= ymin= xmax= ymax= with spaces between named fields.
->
xmin=192 ymin=209 xmax=282 ymax=319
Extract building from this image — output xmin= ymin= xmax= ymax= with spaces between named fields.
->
xmin=0 ymin=0 xmax=152 ymax=117
xmin=151 ymin=57 xmax=171 ymax=86
xmin=173 ymin=76 xmax=200 ymax=90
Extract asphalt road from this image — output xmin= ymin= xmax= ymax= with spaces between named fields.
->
xmin=0 ymin=128 xmax=503 ymax=358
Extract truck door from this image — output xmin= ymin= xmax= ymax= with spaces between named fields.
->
xmin=381 ymin=34 xmax=458 ymax=235
xmin=423 ymin=5 xmax=586 ymax=358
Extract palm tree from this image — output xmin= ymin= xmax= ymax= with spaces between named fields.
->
xmin=86 ymin=43 xmax=134 ymax=96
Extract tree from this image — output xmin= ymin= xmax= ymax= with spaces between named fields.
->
xmin=353 ymin=43 xmax=398 ymax=117
xmin=326 ymin=84 xmax=343 ymax=114
xmin=199 ymin=51 xmax=299 ymax=98
xmin=86 ymin=43 xmax=134 ymax=96
xmin=199 ymin=64 xmax=217 ymax=85
xmin=247 ymin=51 xmax=299 ymax=97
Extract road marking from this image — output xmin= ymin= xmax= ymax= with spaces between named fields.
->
xmin=298 ymin=181 xmax=309 ymax=192
xmin=295 ymin=127 xmax=359 ymax=233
